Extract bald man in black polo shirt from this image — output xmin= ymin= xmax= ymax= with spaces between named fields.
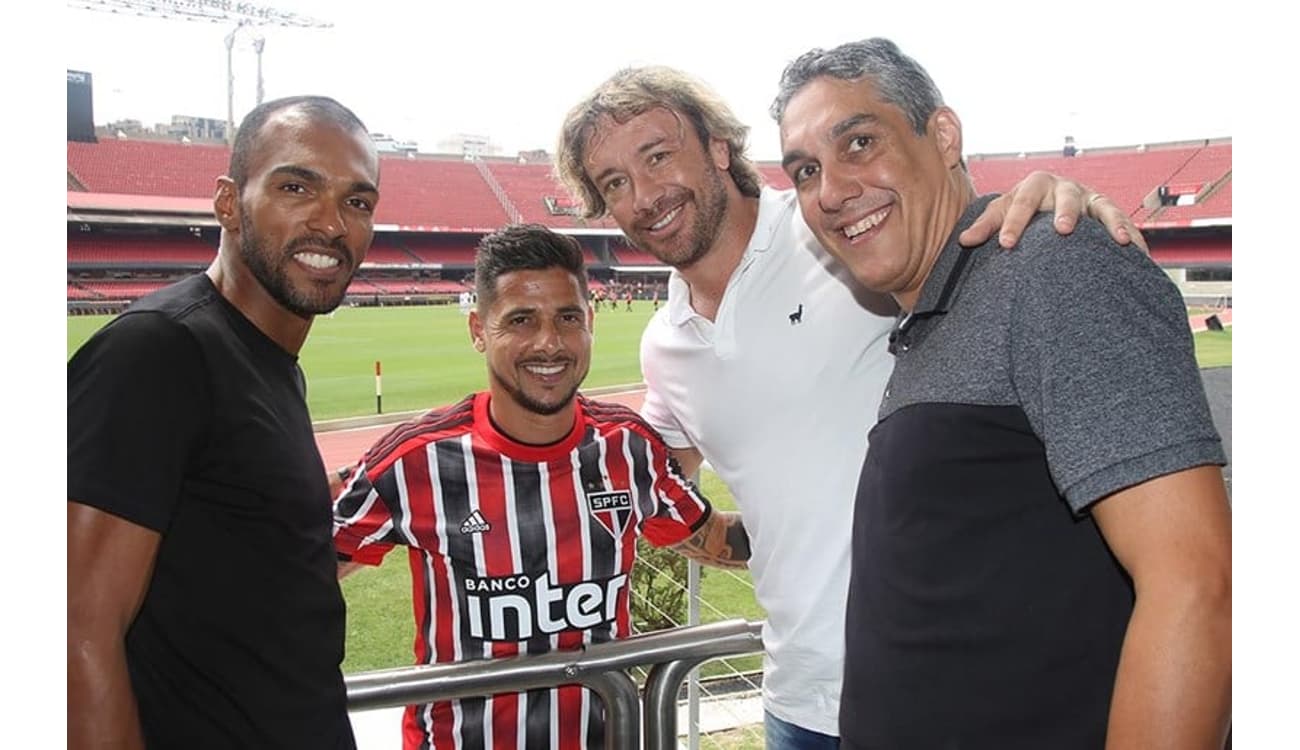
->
xmin=773 ymin=39 xmax=1231 ymax=749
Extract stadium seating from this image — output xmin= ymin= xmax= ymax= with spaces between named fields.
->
xmin=68 ymin=140 xmax=228 ymax=196
xmin=68 ymin=233 xmax=216 ymax=265
xmin=372 ymin=158 xmax=510 ymax=230
xmin=80 ymin=280 xmax=173 ymax=300
xmin=67 ymin=282 xmax=101 ymax=300
xmin=363 ymin=241 xmax=422 ymax=266
xmin=484 ymin=163 xmax=587 ymax=228
xmin=401 ymin=235 xmax=480 ymax=265
xmin=610 ymin=247 xmax=664 ymax=265
xmin=66 ymin=137 xmax=1230 ymax=307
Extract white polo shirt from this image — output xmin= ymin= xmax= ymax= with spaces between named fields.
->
xmin=639 ymin=187 xmax=896 ymax=735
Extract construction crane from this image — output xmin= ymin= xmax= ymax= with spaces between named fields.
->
xmin=68 ymin=0 xmax=332 ymax=144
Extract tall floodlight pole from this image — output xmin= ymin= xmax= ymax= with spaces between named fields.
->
xmin=225 ymin=22 xmax=245 ymax=146
xmin=253 ymin=36 xmax=267 ymax=106
xmin=68 ymin=1 xmax=331 ymax=144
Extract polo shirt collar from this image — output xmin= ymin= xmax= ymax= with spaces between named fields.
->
xmin=665 ymin=186 xmax=789 ymax=326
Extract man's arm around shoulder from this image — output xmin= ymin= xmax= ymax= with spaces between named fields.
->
xmin=68 ymin=501 xmax=161 ymax=750
xmin=1092 ymin=465 xmax=1232 ymax=749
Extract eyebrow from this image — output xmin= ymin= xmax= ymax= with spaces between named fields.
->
xmin=589 ymin=134 xmax=670 ymax=187
xmin=499 ymin=304 xmax=586 ymax=318
xmin=269 ymin=165 xmax=378 ymax=196
xmin=830 ymin=112 xmax=878 ymax=140
xmin=780 ymin=149 xmax=806 ymax=172
xmin=782 ymin=112 xmax=881 ymax=171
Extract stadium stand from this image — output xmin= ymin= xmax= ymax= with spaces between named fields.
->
xmin=66 ymin=137 xmax=1230 ymax=310
xmin=68 ymin=139 xmax=227 ymax=196
xmin=68 ymin=231 xmax=216 ymax=266
xmin=372 ymin=158 xmax=511 ymax=231
xmin=401 ymin=234 xmax=480 ymax=266
xmin=362 ymin=240 xmax=423 ymax=266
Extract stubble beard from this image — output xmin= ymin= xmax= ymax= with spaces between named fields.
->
xmin=490 ymin=361 xmax=588 ymax=419
xmin=631 ymin=168 xmax=730 ymax=271
xmin=238 ymin=213 xmax=354 ymax=319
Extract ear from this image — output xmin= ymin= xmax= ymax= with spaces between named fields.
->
xmin=468 ymin=309 xmax=486 ymax=352
xmin=213 ymin=177 xmax=241 ymax=232
xmin=929 ymin=107 xmax=964 ymax=170
xmin=708 ymin=137 xmax=731 ymax=173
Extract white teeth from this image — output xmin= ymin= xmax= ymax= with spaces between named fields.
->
xmin=296 ymin=252 xmax=341 ymax=269
xmin=525 ymin=364 xmax=564 ymax=375
xmin=843 ymin=206 xmax=890 ymax=239
xmin=649 ymin=206 xmax=682 ymax=231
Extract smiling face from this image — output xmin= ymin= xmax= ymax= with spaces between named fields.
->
xmin=582 ymin=108 xmax=732 ymax=270
xmin=779 ymin=75 xmax=967 ymax=309
xmin=223 ymin=108 xmax=380 ymax=319
xmin=470 ymin=266 xmax=593 ymax=435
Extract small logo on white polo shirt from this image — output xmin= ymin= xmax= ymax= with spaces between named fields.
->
xmin=789 ymin=303 xmax=804 ymax=325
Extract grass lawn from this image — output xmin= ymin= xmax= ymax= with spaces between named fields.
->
xmin=1193 ymin=327 xmax=1232 ymax=368
xmin=68 ymin=301 xmax=1228 ymax=684
xmin=68 ymin=301 xmax=664 ymax=420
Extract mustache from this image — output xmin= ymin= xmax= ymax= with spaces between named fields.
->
xmin=285 ymin=234 xmax=352 ymax=258
xmin=634 ymin=188 xmax=689 ymax=221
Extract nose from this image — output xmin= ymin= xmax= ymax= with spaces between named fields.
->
xmin=818 ymin=163 xmax=861 ymax=214
xmin=307 ymin=196 xmax=347 ymax=239
xmin=631 ymin=175 xmax=666 ymax=217
xmin=532 ymin=318 xmax=563 ymax=355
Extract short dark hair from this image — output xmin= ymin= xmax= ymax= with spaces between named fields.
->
xmin=228 ymin=95 xmax=369 ymax=189
xmin=474 ymin=224 xmax=589 ymax=311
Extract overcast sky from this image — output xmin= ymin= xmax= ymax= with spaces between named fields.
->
xmin=65 ymin=0 xmax=1233 ymax=161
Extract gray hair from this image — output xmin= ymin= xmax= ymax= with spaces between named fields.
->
xmin=769 ymin=37 xmax=945 ymax=135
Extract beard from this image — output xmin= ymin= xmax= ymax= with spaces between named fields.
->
xmin=489 ymin=360 xmax=587 ymax=418
xmin=626 ymin=166 xmax=729 ymax=270
xmin=238 ymin=213 xmax=355 ymax=319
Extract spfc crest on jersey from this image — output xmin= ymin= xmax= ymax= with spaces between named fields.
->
xmin=587 ymin=490 xmax=633 ymax=539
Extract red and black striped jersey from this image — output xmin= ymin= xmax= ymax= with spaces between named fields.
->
xmin=333 ymin=392 xmax=711 ymax=750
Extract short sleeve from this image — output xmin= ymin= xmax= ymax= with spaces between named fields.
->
xmin=638 ymin=325 xmax=693 ymax=450
xmin=332 ymin=458 xmax=401 ymax=565
xmin=638 ymin=382 xmax=692 ymax=449
xmin=1010 ymin=222 xmax=1226 ymax=512
xmin=68 ymin=312 xmax=209 ymax=531
xmin=638 ymin=429 xmax=712 ymax=547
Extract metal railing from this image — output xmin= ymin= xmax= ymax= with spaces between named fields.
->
xmin=346 ymin=618 xmax=764 ymax=750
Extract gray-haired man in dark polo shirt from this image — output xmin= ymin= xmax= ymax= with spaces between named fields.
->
xmin=773 ymin=38 xmax=1231 ymax=750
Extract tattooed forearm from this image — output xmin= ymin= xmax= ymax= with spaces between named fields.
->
xmin=672 ymin=510 xmax=751 ymax=569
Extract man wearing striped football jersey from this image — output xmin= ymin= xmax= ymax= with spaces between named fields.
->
xmin=331 ymin=224 xmax=749 ymax=750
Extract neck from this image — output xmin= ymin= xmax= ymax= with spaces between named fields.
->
xmin=675 ymin=192 xmax=761 ymax=322
xmin=894 ymin=173 xmax=977 ymax=312
xmin=206 ymin=244 xmax=312 ymax=355
xmin=488 ymin=391 xmax=576 ymax=446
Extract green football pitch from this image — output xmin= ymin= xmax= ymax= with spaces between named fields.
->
xmin=68 ymin=301 xmax=1232 ymax=422
xmin=67 ymin=301 xmax=664 ymax=421
xmin=66 ymin=300 xmax=1230 ymax=676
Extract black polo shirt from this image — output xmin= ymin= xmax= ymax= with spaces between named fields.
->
xmin=840 ymin=196 xmax=1226 ymax=749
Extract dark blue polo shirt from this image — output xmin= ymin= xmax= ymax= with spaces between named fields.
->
xmin=840 ymin=196 xmax=1226 ymax=749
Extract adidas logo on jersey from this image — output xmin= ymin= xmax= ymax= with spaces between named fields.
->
xmin=460 ymin=510 xmax=491 ymax=535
